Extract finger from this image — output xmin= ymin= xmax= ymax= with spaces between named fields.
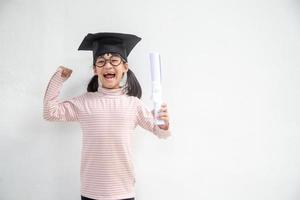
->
xmin=65 ymin=69 xmax=72 ymax=73
xmin=159 ymin=110 xmax=168 ymax=114
xmin=62 ymin=71 xmax=71 ymax=78
xmin=158 ymin=111 xmax=168 ymax=117
xmin=159 ymin=107 xmax=168 ymax=112
xmin=62 ymin=71 xmax=69 ymax=77
xmin=159 ymin=113 xmax=168 ymax=118
xmin=65 ymin=69 xmax=72 ymax=75
xmin=67 ymin=71 xmax=72 ymax=76
xmin=60 ymin=66 xmax=72 ymax=71
xmin=158 ymin=116 xmax=169 ymax=121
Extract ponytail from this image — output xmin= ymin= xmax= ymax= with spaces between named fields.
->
xmin=124 ymin=69 xmax=142 ymax=99
xmin=86 ymin=69 xmax=142 ymax=99
xmin=87 ymin=75 xmax=99 ymax=92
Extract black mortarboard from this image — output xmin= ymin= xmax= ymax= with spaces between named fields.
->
xmin=78 ymin=32 xmax=141 ymax=63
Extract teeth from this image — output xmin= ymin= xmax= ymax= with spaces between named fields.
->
xmin=104 ymin=73 xmax=115 ymax=79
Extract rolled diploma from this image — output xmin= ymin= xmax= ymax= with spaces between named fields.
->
xmin=149 ymin=52 xmax=165 ymax=125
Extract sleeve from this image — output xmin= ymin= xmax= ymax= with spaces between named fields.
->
xmin=135 ymin=97 xmax=171 ymax=139
xmin=43 ymin=66 xmax=79 ymax=122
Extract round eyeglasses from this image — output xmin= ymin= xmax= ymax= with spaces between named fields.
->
xmin=95 ymin=55 xmax=124 ymax=68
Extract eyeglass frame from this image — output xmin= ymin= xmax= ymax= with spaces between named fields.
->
xmin=94 ymin=54 xmax=126 ymax=68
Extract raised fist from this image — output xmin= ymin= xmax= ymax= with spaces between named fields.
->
xmin=59 ymin=66 xmax=73 ymax=79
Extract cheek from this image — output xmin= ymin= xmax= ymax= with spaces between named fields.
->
xmin=95 ymin=68 xmax=103 ymax=76
xmin=115 ymin=73 xmax=123 ymax=81
xmin=116 ymin=69 xmax=125 ymax=80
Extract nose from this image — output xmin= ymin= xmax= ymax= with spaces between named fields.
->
xmin=103 ymin=61 xmax=113 ymax=69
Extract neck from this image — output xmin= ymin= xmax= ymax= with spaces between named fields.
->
xmin=97 ymin=86 xmax=126 ymax=96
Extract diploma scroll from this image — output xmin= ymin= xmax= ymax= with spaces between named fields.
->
xmin=149 ymin=52 xmax=165 ymax=125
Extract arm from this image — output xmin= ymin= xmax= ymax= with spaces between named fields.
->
xmin=43 ymin=66 xmax=79 ymax=122
xmin=135 ymin=98 xmax=171 ymax=139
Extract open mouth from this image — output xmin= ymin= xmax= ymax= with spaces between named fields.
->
xmin=103 ymin=73 xmax=116 ymax=80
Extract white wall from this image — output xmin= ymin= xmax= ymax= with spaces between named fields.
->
xmin=0 ymin=0 xmax=300 ymax=199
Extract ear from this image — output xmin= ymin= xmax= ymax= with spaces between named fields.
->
xmin=123 ymin=63 xmax=129 ymax=73
xmin=93 ymin=66 xmax=97 ymax=75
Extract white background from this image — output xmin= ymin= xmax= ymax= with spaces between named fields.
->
xmin=0 ymin=0 xmax=300 ymax=199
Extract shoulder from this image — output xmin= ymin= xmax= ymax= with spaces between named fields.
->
xmin=131 ymin=96 xmax=152 ymax=112
xmin=129 ymin=95 xmax=142 ymax=105
xmin=69 ymin=92 xmax=89 ymax=102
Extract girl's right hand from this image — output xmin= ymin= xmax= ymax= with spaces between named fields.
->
xmin=59 ymin=66 xmax=73 ymax=79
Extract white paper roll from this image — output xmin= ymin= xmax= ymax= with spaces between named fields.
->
xmin=149 ymin=52 xmax=161 ymax=82
xmin=149 ymin=52 xmax=164 ymax=125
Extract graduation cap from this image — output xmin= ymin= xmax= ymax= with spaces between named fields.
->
xmin=78 ymin=32 xmax=141 ymax=63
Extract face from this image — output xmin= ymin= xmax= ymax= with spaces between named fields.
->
xmin=93 ymin=53 xmax=128 ymax=89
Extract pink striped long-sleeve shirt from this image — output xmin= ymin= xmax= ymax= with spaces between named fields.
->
xmin=43 ymin=66 xmax=171 ymax=200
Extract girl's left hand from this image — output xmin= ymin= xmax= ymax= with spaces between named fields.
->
xmin=157 ymin=103 xmax=170 ymax=130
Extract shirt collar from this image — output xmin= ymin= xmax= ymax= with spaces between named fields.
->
xmin=97 ymin=86 xmax=126 ymax=96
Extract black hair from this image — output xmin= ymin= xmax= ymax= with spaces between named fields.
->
xmin=87 ymin=54 xmax=142 ymax=99
xmin=87 ymin=75 xmax=99 ymax=92
xmin=124 ymin=68 xmax=142 ymax=99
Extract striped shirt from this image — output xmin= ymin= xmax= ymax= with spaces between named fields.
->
xmin=43 ymin=66 xmax=171 ymax=200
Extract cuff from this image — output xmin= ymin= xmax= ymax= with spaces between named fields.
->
xmin=153 ymin=125 xmax=172 ymax=139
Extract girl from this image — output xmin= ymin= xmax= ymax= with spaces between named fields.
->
xmin=43 ymin=32 xmax=171 ymax=200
